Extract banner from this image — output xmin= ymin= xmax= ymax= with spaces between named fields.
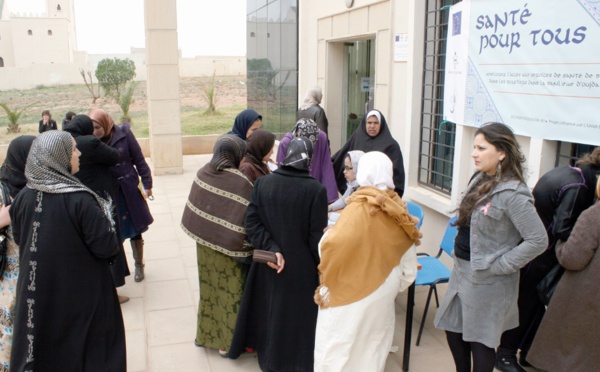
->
xmin=444 ymin=0 xmax=600 ymax=146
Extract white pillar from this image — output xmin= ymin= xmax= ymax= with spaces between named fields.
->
xmin=144 ymin=0 xmax=183 ymax=175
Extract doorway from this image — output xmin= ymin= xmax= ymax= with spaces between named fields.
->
xmin=342 ymin=39 xmax=375 ymax=143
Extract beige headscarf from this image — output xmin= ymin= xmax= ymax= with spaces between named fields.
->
xmin=88 ymin=108 xmax=115 ymax=141
xmin=299 ymin=86 xmax=323 ymax=110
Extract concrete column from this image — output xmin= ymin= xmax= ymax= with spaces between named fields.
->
xmin=144 ymin=0 xmax=183 ymax=175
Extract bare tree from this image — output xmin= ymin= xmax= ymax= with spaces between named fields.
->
xmin=79 ymin=69 xmax=101 ymax=103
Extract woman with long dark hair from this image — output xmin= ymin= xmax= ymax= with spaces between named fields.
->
xmin=434 ymin=123 xmax=547 ymax=372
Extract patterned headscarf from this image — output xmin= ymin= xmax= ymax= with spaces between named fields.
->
xmin=299 ymin=86 xmax=323 ymax=110
xmin=0 ymin=135 xmax=36 ymax=198
xmin=229 ymin=109 xmax=262 ymax=141
xmin=25 ymin=131 xmax=114 ymax=226
xmin=292 ymin=118 xmax=319 ymax=144
xmin=63 ymin=114 xmax=94 ymax=137
xmin=88 ymin=108 xmax=115 ymax=140
xmin=356 ymin=151 xmax=395 ymax=190
xmin=210 ymin=134 xmax=247 ymax=171
xmin=281 ymin=137 xmax=313 ymax=171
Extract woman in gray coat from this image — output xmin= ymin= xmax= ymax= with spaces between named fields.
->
xmin=434 ymin=123 xmax=547 ymax=372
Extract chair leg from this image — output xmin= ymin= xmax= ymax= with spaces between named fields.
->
xmin=416 ymin=286 xmax=435 ymax=346
xmin=433 ymin=285 xmax=440 ymax=307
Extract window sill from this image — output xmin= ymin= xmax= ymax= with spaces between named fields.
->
xmin=404 ymin=185 xmax=453 ymax=217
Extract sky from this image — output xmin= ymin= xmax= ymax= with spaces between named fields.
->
xmin=5 ymin=0 xmax=246 ymax=57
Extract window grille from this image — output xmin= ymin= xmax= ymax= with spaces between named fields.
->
xmin=556 ymin=142 xmax=597 ymax=167
xmin=418 ymin=0 xmax=460 ymax=195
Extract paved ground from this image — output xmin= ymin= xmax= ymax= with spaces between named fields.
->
xmin=116 ymin=154 xmax=506 ymax=372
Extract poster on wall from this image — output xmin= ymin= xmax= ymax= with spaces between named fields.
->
xmin=444 ymin=0 xmax=600 ymax=146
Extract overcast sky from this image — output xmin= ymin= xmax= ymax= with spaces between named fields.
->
xmin=5 ymin=0 xmax=246 ymax=57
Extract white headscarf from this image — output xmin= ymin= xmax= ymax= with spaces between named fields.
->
xmin=299 ymin=86 xmax=323 ymax=110
xmin=366 ymin=110 xmax=381 ymax=124
xmin=346 ymin=150 xmax=365 ymax=190
xmin=356 ymin=151 xmax=395 ymax=191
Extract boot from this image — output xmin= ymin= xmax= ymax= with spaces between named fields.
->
xmin=131 ymin=239 xmax=145 ymax=282
xmin=496 ymin=348 xmax=526 ymax=372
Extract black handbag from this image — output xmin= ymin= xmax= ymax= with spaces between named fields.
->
xmin=0 ymin=182 xmax=11 ymax=280
xmin=537 ymin=263 xmax=565 ymax=306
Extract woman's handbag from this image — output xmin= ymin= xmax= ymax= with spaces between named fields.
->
xmin=537 ymin=263 xmax=565 ymax=306
xmin=252 ymin=250 xmax=278 ymax=264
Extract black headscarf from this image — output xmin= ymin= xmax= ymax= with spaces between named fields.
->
xmin=281 ymin=137 xmax=313 ymax=171
xmin=331 ymin=109 xmax=406 ymax=196
xmin=0 ymin=135 xmax=36 ymax=198
xmin=63 ymin=115 xmax=94 ymax=137
xmin=228 ymin=109 xmax=262 ymax=140
xmin=210 ymin=134 xmax=247 ymax=171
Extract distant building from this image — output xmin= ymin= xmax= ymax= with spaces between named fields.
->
xmin=0 ymin=0 xmax=77 ymax=68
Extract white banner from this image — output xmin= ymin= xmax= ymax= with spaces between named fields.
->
xmin=444 ymin=0 xmax=600 ymax=146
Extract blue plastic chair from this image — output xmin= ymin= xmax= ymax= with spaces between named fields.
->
xmin=415 ymin=216 xmax=458 ymax=346
xmin=405 ymin=201 xmax=424 ymax=229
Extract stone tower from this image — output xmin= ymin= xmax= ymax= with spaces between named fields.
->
xmin=46 ymin=0 xmax=77 ymax=52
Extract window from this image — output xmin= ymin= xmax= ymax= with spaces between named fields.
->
xmin=0 ymin=57 xmax=4 ymax=68
xmin=28 ymin=30 xmax=33 ymax=36
xmin=556 ymin=142 xmax=597 ymax=167
xmin=418 ymin=0 xmax=460 ymax=195
xmin=250 ymin=32 xmax=256 ymax=37
xmin=57 ymin=4 xmax=62 ymax=11
xmin=48 ymin=30 xmax=53 ymax=36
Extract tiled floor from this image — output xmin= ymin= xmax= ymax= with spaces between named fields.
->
xmin=116 ymin=155 xmax=527 ymax=372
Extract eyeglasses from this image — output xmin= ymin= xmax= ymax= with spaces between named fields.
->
xmin=343 ymin=166 xmax=353 ymax=171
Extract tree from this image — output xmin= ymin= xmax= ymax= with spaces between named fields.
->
xmin=119 ymin=81 xmax=138 ymax=124
xmin=0 ymin=102 xmax=36 ymax=133
xmin=199 ymin=71 xmax=220 ymax=115
xmin=79 ymin=68 xmax=101 ymax=103
xmin=95 ymin=58 xmax=136 ymax=102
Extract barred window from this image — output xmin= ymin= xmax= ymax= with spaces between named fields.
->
xmin=418 ymin=0 xmax=460 ymax=195
xmin=556 ymin=142 xmax=597 ymax=167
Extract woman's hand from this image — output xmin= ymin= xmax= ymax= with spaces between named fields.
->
xmin=267 ymin=252 xmax=285 ymax=274
xmin=145 ymin=188 xmax=154 ymax=200
xmin=0 ymin=204 xmax=11 ymax=229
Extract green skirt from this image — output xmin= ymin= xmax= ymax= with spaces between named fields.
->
xmin=195 ymin=244 xmax=249 ymax=350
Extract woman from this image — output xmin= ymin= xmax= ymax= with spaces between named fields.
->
xmin=9 ymin=131 xmax=125 ymax=371
xmin=229 ymin=137 xmax=328 ymax=371
xmin=433 ymin=123 xmax=547 ymax=372
xmin=328 ymin=150 xmax=364 ymax=212
xmin=332 ymin=110 xmax=405 ymax=197
xmin=38 ymin=110 xmax=57 ymax=133
xmin=89 ymin=108 xmax=153 ymax=282
xmin=276 ymin=118 xmax=339 ymax=203
xmin=239 ymin=129 xmax=275 ymax=184
xmin=64 ymin=115 xmax=130 ymax=302
xmin=314 ymin=151 xmax=420 ymax=371
xmin=228 ymin=109 xmax=262 ymax=140
xmin=181 ymin=134 xmax=253 ymax=356
xmin=297 ymin=86 xmax=329 ymax=135
xmin=527 ymin=177 xmax=600 ymax=372
xmin=0 ymin=136 xmax=35 ymax=371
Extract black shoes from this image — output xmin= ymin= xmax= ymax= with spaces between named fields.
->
xmin=495 ymin=351 xmax=526 ymax=372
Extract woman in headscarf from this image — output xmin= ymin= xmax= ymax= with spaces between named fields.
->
xmin=229 ymin=137 xmax=328 ymax=371
xmin=181 ymin=134 xmax=253 ymax=357
xmin=314 ymin=151 xmax=420 ymax=372
xmin=332 ymin=110 xmax=406 ymax=197
xmin=89 ymin=108 xmax=153 ymax=283
xmin=239 ymin=129 xmax=275 ymax=184
xmin=9 ymin=131 xmax=125 ymax=371
xmin=328 ymin=150 xmax=365 ymax=212
xmin=297 ymin=86 xmax=329 ymax=135
xmin=0 ymin=135 xmax=35 ymax=371
xmin=276 ymin=118 xmax=339 ymax=203
xmin=64 ymin=115 xmax=130 ymax=303
xmin=228 ymin=109 xmax=262 ymax=140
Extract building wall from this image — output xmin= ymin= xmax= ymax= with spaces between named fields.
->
xmin=299 ymin=0 xmax=563 ymax=255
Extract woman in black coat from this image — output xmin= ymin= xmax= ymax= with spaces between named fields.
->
xmin=229 ymin=137 xmax=328 ymax=371
xmin=64 ymin=115 xmax=131 ymax=302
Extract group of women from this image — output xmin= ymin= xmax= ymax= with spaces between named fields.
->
xmin=182 ymin=101 xmax=423 ymax=372
xmin=0 ymin=108 xmax=153 ymax=371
